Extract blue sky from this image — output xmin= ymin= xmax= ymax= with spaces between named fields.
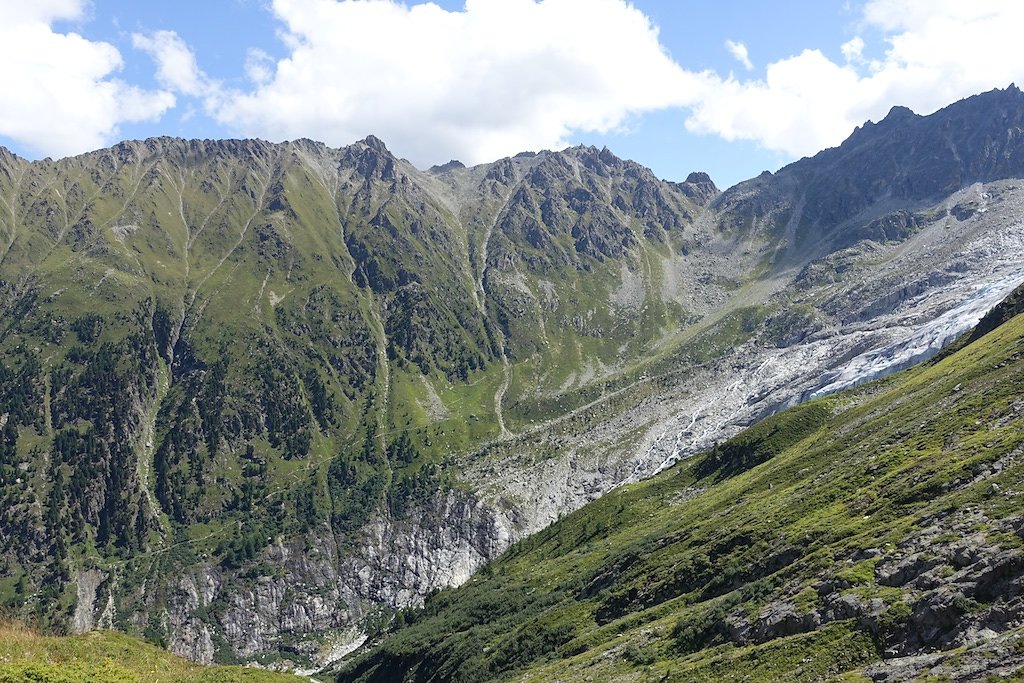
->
xmin=2 ymin=1 xmax=1022 ymax=189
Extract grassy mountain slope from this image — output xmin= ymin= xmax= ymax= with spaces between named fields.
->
xmin=0 ymin=134 xmax=720 ymax=661
xmin=337 ymin=288 xmax=1024 ymax=682
xmin=0 ymin=622 xmax=302 ymax=683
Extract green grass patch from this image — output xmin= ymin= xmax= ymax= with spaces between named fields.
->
xmin=0 ymin=623 xmax=303 ymax=682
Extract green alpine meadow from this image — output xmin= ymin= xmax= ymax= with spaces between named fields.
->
xmin=0 ymin=620 xmax=303 ymax=683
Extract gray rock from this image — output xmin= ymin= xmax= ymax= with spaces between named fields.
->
xmin=72 ymin=569 xmax=105 ymax=633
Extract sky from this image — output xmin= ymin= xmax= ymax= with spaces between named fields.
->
xmin=1 ymin=1 xmax=1022 ymax=189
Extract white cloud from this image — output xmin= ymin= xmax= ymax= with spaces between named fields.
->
xmin=6 ymin=0 xmax=1022 ymax=169
xmin=244 ymin=48 xmax=274 ymax=86
xmin=685 ymin=0 xmax=1024 ymax=159
xmin=0 ymin=0 xmax=84 ymax=25
xmin=206 ymin=0 xmax=1024 ymax=169
xmin=132 ymin=30 xmax=211 ymax=97
xmin=725 ymin=40 xmax=753 ymax=70
xmin=0 ymin=0 xmax=174 ymax=158
xmin=840 ymin=36 xmax=864 ymax=63
xmin=687 ymin=50 xmax=863 ymax=158
xmin=209 ymin=0 xmax=707 ymax=166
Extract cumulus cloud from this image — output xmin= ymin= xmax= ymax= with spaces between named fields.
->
xmin=6 ymin=0 xmax=1023 ymax=168
xmin=0 ymin=0 xmax=83 ymax=26
xmin=725 ymin=40 xmax=753 ymax=70
xmin=244 ymin=48 xmax=275 ymax=86
xmin=685 ymin=0 xmax=1024 ymax=159
xmin=209 ymin=0 xmax=708 ymax=166
xmin=840 ymin=36 xmax=865 ymax=64
xmin=204 ymin=0 xmax=1024 ymax=168
xmin=133 ymin=30 xmax=212 ymax=97
xmin=0 ymin=0 xmax=174 ymax=158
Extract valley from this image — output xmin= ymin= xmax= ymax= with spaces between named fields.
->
xmin=338 ymin=278 xmax=1024 ymax=681
xmin=1 ymin=85 xmax=1024 ymax=677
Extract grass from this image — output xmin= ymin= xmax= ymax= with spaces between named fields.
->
xmin=0 ymin=622 xmax=303 ymax=682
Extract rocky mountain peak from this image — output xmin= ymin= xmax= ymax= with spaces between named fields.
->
xmin=344 ymin=135 xmax=398 ymax=181
xmin=484 ymin=156 xmax=518 ymax=183
xmin=598 ymin=146 xmax=620 ymax=166
xmin=881 ymin=104 xmax=918 ymax=123
xmin=287 ymin=137 xmax=331 ymax=155
xmin=359 ymin=134 xmax=390 ymax=154
xmin=0 ymin=146 xmax=24 ymax=164
xmin=427 ymin=159 xmax=466 ymax=174
xmin=678 ymin=171 xmax=719 ymax=205
xmin=715 ymin=84 xmax=1024 ymax=255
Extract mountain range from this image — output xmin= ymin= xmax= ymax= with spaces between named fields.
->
xmin=0 ymin=85 xmax=1023 ymax=676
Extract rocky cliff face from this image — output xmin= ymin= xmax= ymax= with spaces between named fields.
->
xmin=2 ymin=87 xmax=1024 ymax=670
xmin=69 ymin=488 xmax=512 ymax=670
